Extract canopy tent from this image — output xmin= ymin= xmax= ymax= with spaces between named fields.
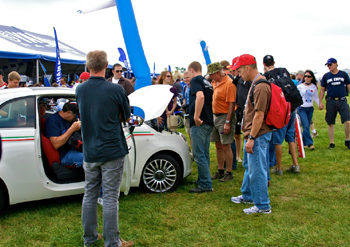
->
xmin=0 ymin=25 xmax=88 ymax=84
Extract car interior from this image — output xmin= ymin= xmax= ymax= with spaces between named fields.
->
xmin=38 ymin=96 xmax=84 ymax=184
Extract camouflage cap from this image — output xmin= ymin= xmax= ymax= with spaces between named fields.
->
xmin=207 ymin=62 xmax=223 ymax=75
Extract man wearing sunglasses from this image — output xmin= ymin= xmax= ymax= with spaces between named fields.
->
xmin=107 ymin=63 xmax=134 ymax=95
xmin=319 ymin=58 xmax=350 ymax=149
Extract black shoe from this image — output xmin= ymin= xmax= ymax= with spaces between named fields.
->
xmin=329 ymin=143 xmax=335 ymax=149
xmin=345 ymin=140 xmax=350 ymax=148
xmin=190 ymin=181 xmax=197 ymax=185
xmin=189 ymin=187 xmax=213 ymax=193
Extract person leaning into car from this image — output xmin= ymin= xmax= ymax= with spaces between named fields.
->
xmin=45 ymin=102 xmax=83 ymax=167
xmin=76 ymin=50 xmax=134 ymax=247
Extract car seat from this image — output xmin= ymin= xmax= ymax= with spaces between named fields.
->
xmin=40 ymin=116 xmax=84 ymax=182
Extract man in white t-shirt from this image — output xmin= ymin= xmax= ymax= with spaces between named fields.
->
xmin=0 ymin=70 xmax=8 ymax=89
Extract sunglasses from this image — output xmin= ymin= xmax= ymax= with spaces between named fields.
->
xmin=304 ymin=75 xmax=312 ymax=78
xmin=166 ymin=75 xmax=172 ymax=78
xmin=326 ymin=64 xmax=333 ymax=67
xmin=114 ymin=70 xmax=123 ymax=73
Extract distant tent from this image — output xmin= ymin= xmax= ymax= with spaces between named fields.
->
xmin=0 ymin=25 xmax=88 ymax=84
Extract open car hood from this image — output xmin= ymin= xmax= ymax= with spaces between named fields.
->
xmin=128 ymin=85 xmax=173 ymax=121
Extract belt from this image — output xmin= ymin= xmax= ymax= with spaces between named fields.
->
xmin=328 ymin=97 xmax=346 ymax=101
xmin=213 ymin=113 xmax=226 ymax=117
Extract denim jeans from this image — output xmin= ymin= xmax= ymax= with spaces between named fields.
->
xmin=61 ymin=149 xmax=83 ymax=167
xmin=190 ymin=124 xmax=214 ymax=189
xmin=231 ymin=140 xmax=237 ymax=170
xmin=298 ymin=107 xmax=314 ymax=146
xmin=82 ymin=158 xmax=124 ymax=247
xmin=241 ymin=132 xmax=272 ymax=210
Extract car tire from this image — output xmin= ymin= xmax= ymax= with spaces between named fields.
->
xmin=176 ymin=114 xmax=184 ymax=128
xmin=0 ymin=188 xmax=5 ymax=213
xmin=140 ymin=154 xmax=182 ymax=193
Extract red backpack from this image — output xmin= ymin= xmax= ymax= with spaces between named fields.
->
xmin=250 ymin=79 xmax=291 ymax=129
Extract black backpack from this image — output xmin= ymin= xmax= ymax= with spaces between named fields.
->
xmin=266 ymin=68 xmax=303 ymax=111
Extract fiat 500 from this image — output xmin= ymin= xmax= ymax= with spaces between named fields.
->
xmin=0 ymin=86 xmax=192 ymax=213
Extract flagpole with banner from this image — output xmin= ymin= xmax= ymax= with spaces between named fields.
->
xmin=118 ymin=47 xmax=131 ymax=78
xmin=53 ymin=27 xmax=62 ymax=86
xmin=152 ymin=62 xmax=155 ymax=78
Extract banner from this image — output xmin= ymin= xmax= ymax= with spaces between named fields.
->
xmin=152 ymin=62 xmax=155 ymax=78
xmin=118 ymin=47 xmax=131 ymax=77
xmin=53 ymin=27 xmax=62 ymax=86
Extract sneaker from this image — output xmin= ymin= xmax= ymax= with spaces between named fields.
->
xmin=120 ymin=238 xmax=134 ymax=247
xmin=271 ymin=168 xmax=283 ymax=175
xmin=237 ymin=157 xmax=243 ymax=163
xmin=211 ymin=171 xmax=224 ymax=180
xmin=231 ymin=195 xmax=254 ymax=204
xmin=293 ymin=165 xmax=300 ymax=173
xmin=97 ymin=197 xmax=103 ymax=206
xmin=286 ymin=165 xmax=300 ymax=173
xmin=189 ymin=187 xmax=213 ymax=193
xmin=219 ymin=172 xmax=233 ymax=182
xmin=243 ymin=206 xmax=271 ymax=214
xmin=329 ymin=143 xmax=335 ymax=149
xmin=308 ymin=145 xmax=315 ymax=151
xmin=311 ymin=132 xmax=319 ymax=138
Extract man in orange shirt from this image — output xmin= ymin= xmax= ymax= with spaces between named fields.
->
xmin=208 ymin=62 xmax=237 ymax=182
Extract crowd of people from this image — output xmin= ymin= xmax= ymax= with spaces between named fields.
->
xmin=1 ymin=52 xmax=349 ymax=246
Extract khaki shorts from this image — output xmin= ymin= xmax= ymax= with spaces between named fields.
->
xmin=184 ymin=117 xmax=190 ymax=135
xmin=210 ymin=113 xmax=236 ymax=144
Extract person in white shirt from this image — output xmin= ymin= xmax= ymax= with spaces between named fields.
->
xmin=297 ymin=70 xmax=320 ymax=150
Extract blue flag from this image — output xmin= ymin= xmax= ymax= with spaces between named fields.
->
xmin=152 ymin=62 xmax=155 ymax=78
xmin=200 ymin=40 xmax=211 ymax=65
xmin=168 ymin=65 xmax=171 ymax=72
xmin=118 ymin=47 xmax=131 ymax=77
xmin=53 ymin=27 xmax=62 ymax=86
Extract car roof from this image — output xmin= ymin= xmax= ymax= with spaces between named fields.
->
xmin=0 ymin=87 xmax=76 ymax=103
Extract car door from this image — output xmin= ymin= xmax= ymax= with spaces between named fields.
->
xmin=0 ymin=96 xmax=38 ymax=204
xmin=119 ymin=123 xmax=135 ymax=195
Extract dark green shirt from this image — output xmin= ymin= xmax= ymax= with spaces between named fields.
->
xmin=76 ymin=76 xmax=131 ymax=162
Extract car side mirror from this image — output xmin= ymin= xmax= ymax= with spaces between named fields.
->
xmin=129 ymin=115 xmax=144 ymax=127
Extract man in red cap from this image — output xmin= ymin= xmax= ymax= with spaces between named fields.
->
xmin=230 ymin=54 xmax=272 ymax=214
xmin=74 ymin=72 xmax=90 ymax=89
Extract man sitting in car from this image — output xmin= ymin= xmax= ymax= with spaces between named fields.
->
xmin=45 ymin=102 xmax=83 ymax=167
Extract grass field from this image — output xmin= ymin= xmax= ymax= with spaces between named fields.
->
xmin=1 ymin=105 xmax=350 ymax=246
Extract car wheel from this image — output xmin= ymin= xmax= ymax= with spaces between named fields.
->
xmin=176 ymin=114 xmax=184 ymax=128
xmin=0 ymin=188 xmax=5 ymax=213
xmin=140 ymin=154 xmax=182 ymax=193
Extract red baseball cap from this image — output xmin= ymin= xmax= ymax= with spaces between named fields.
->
xmin=227 ymin=57 xmax=239 ymax=70
xmin=79 ymin=72 xmax=90 ymax=80
xmin=231 ymin=54 xmax=256 ymax=70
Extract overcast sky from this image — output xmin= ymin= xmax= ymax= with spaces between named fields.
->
xmin=1 ymin=0 xmax=350 ymax=77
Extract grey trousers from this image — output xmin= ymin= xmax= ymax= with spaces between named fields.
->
xmin=82 ymin=157 xmax=124 ymax=247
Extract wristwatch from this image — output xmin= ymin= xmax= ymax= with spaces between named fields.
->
xmin=248 ymin=135 xmax=255 ymax=140
xmin=225 ymin=120 xmax=230 ymax=124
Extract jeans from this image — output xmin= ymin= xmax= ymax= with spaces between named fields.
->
xmin=231 ymin=140 xmax=237 ymax=170
xmin=61 ymin=149 xmax=83 ymax=167
xmin=190 ymin=124 xmax=214 ymax=189
xmin=298 ymin=107 xmax=314 ymax=146
xmin=241 ymin=132 xmax=272 ymax=210
xmin=82 ymin=158 xmax=124 ymax=247
xmin=272 ymin=110 xmax=296 ymax=144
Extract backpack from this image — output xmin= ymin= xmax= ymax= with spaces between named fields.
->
xmin=250 ymin=79 xmax=291 ymax=129
xmin=266 ymin=68 xmax=303 ymax=111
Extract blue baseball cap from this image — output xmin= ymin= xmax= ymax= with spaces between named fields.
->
xmin=325 ymin=58 xmax=337 ymax=66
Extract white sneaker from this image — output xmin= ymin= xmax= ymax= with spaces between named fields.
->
xmin=97 ymin=197 xmax=103 ymax=206
xmin=231 ymin=195 xmax=254 ymax=204
xmin=243 ymin=205 xmax=271 ymax=214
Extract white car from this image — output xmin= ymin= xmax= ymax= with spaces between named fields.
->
xmin=0 ymin=86 xmax=192 ymax=213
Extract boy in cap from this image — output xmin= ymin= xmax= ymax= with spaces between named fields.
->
xmin=207 ymin=62 xmax=237 ymax=182
xmin=231 ymin=54 xmax=272 ymax=214
xmin=319 ymin=58 xmax=350 ymax=149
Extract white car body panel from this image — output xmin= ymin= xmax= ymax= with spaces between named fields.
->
xmin=0 ymin=87 xmax=192 ymax=207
